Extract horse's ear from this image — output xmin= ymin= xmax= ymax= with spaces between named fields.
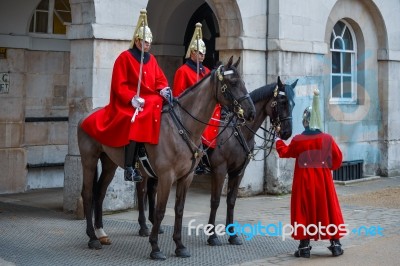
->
xmin=278 ymin=76 xmax=283 ymax=87
xmin=227 ymin=56 xmax=233 ymax=67
xmin=215 ymin=61 xmax=223 ymax=68
xmin=233 ymin=57 xmax=241 ymax=68
xmin=291 ymin=79 xmax=299 ymax=89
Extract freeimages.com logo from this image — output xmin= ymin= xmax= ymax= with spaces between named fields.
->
xmin=187 ymin=219 xmax=384 ymax=241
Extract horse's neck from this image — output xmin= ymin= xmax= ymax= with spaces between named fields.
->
xmin=177 ymin=78 xmax=218 ymax=138
xmin=243 ymin=100 xmax=270 ymax=140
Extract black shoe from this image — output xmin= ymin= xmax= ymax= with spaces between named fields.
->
xmin=194 ymin=165 xmax=211 ymax=175
xmin=194 ymin=165 xmax=205 ymax=175
xmin=328 ymin=241 xmax=344 ymax=257
xmin=294 ymin=240 xmax=311 ymax=258
xmin=124 ymin=166 xmax=143 ymax=182
xmin=294 ymin=246 xmax=311 ymax=258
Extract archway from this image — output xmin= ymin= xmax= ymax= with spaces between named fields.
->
xmin=183 ymin=3 xmax=219 ymax=69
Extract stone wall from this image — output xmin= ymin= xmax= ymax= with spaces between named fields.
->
xmin=0 ymin=48 xmax=69 ymax=193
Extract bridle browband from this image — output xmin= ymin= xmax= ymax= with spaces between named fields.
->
xmin=215 ymin=65 xmax=250 ymax=122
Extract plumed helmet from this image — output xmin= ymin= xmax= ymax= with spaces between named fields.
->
xmin=185 ymin=23 xmax=206 ymax=58
xmin=303 ymin=89 xmax=323 ymax=130
xmin=130 ymin=9 xmax=153 ymax=48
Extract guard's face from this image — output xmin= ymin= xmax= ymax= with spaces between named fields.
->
xmin=135 ymin=39 xmax=151 ymax=52
xmin=190 ymin=50 xmax=205 ymax=62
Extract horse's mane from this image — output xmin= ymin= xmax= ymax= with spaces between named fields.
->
xmin=177 ymin=71 xmax=213 ymax=99
xmin=250 ymin=81 xmax=295 ymax=106
xmin=250 ymin=83 xmax=277 ymax=103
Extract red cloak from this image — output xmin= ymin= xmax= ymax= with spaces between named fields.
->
xmin=81 ymin=50 xmax=168 ymax=147
xmin=173 ymin=62 xmax=220 ymax=148
xmin=276 ymin=131 xmax=346 ymax=240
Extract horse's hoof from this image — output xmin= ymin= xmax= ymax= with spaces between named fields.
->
xmin=207 ymin=236 xmax=222 ymax=246
xmin=150 ymin=251 xmax=166 ymax=260
xmin=175 ymin=247 xmax=191 ymax=258
xmin=88 ymin=239 xmax=102 ymax=250
xmin=139 ymin=228 xmax=150 ymax=237
xmin=228 ymin=235 xmax=243 ymax=245
xmin=99 ymin=236 xmax=112 ymax=245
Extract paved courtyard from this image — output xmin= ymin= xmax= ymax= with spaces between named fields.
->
xmin=0 ymin=176 xmax=399 ymax=265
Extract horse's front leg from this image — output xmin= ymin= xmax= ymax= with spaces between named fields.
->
xmin=136 ymin=177 xmax=150 ymax=236
xmin=207 ymin=171 xmax=225 ymax=246
xmin=147 ymin=178 xmax=164 ymax=234
xmin=81 ymin=162 xmax=102 ymax=250
xmin=93 ymin=157 xmax=117 ymax=245
xmin=226 ymin=173 xmax=243 ymax=245
xmin=149 ymin=178 xmax=173 ymax=260
xmin=172 ymin=175 xmax=193 ymax=258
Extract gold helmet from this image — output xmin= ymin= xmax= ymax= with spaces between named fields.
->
xmin=302 ymin=106 xmax=312 ymax=124
xmin=129 ymin=9 xmax=153 ymax=48
xmin=185 ymin=22 xmax=206 ymax=58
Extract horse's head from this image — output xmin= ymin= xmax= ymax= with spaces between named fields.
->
xmin=270 ymin=76 xmax=297 ymax=140
xmin=214 ymin=56 xmax=255 ymax=122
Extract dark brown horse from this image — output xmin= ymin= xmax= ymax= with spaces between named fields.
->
xmin=134 ymin=76 xmax=297 ymax=246
xmin=77 ymin=56 xmax=256 ymax=260
xmin=205 ymin=76 xmax=297 ymax=246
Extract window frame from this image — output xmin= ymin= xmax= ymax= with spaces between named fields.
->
xmin=29 ymin=0 xmax=71 ymax=37
xmin=329 ymin=20 xmax=357 ymax=105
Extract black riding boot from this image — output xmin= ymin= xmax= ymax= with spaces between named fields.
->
xmin=194 ymin=154 xmax=211 ymax=175
xmin=328 ymin=239 xmax=344 ymax=257
xmin=294 ymin=239 xmax=311 ymax=258
xmin=124 ymin=141 xmax=143 ymax=182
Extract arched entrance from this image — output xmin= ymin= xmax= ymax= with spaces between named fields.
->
xmin=183 ymin=3 xmax=219 ymax=69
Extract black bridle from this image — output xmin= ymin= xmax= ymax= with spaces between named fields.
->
xmin=215 ymin=65 xmax=251 ymax=123
xmin=230 ymin=83 xmax=293 ymax=160
xmin=270 ymin=84 xmax=293 ymax=134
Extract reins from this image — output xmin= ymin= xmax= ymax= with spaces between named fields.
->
xmin=163 ymin=64 xmax=251 ymax=175
xmin=225 ymin=83 xmax=293 ymax=161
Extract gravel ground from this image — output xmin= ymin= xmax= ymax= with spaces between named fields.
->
xmin=339 ymin=186 xmax=400 ymax=209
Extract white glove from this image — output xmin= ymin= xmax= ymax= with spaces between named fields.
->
xmin=160 ymin=87 xmax=173 ymax=103
xmin=131 ymin=95 xmax=145 ymax=110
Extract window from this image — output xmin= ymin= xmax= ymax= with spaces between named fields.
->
xmin=29 ymin=0 xmax=71 ymax=35
xmin=330 ymin=20 xmax=357 ymax=103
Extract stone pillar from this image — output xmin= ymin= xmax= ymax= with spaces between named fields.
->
xmin=379 ymin=60 xmax=400 ymax=177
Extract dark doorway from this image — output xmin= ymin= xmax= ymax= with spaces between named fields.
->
xmin=184 ymin=3 xmax=219 ymax=69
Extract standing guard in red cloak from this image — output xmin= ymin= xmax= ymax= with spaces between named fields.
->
xmin=80 ymin=9 xmax=169 ymax=182
xmin=276 ymin=89 xmax=345 ymax=258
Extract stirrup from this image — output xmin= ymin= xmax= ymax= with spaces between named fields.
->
xmin=194 ymin=164 xmax=211 ymax=175
xmin=124 ymin=167 xmax=143 ymax=182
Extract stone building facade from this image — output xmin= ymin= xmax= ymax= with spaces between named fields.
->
xmin=0 ymin=0 xmax=399 ymax=214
